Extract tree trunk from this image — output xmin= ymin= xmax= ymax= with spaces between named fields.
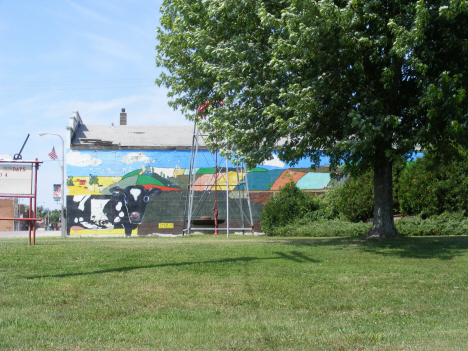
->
xmin=366 ymin=155 xmax=400 ymax=239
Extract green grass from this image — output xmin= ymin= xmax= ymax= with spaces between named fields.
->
xmin=1 ymin=235 xmax=468 ymax=350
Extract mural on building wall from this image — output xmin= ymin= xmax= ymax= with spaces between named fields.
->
xmin=66 ymin=149 xmax=333 ymax=235
xmin=68 ymin=186 xmax=162 ymax=236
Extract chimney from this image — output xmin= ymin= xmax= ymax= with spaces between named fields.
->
xmin=120 ymin=108 xmax=127 ymax=125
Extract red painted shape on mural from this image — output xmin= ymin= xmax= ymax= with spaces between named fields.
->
xmin=270 ymin=170 xmax=307 ymax=191
xmin=142 ymin=184 xmax=182 ymax=192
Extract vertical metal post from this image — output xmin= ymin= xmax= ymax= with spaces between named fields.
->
xmin=27 ymin=161 xmax=33 ymax=245
xmin=38 ymin=133 xmax=66 ymax=238
xmin=213 ymin=148 xmax=218 ymax=235
xmin=183 ymin=123 xmax=197 ymax=235
xmin=28 ymin=196 xmax=32 ymax=246
xmin=244 ymin=162 xmax=254 ymax=234
xmin=226 ymin=158 xmax=229 ymax=239
xmin=187 ymin=126 xmax=200 ymax=236
xmin=60 ymin=137 xmax=66 ymax=238
xmin=33 ymin=159 xmax=39 ymax=245
xmin=236 ymin=159 xmax=244 ymax=234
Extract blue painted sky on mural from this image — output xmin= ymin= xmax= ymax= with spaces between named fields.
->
xmin=0 ymin=1 xmax=192 ymax=209
xmin=66 ymin=150 xmax=331 ymax=177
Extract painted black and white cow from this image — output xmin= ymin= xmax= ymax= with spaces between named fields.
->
xmin=67 ymin=185 xmax=162 ymax=236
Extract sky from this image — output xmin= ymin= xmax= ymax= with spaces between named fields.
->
xmin=0 ymin=0 xmax=191 ymax=210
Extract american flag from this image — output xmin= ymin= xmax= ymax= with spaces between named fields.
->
xmin=48 ymin=147 xmax=58 ymax=160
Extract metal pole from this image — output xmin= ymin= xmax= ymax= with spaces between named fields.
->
xmin=28 ymin=196 xmax=32 ymax=246
xmin=187 ymin=127 xmax=200 ymax=236
xmin=33 ymin=159 xmax=39 ymax=245
xmin=226 ymin=158 xmax=229 ymax=239
xmin=60 ymin=136 xmax=66 ymax=238
xmin=28 ymin=162 xmax=33 ymax=245
xmin=213 ymin=148 xmax=218 ymax=235
xmin=244 ymin=162 xmax=254 ymax=234
xmin=38 ymin=132 xmax=67 ymax=238
xmin=236 ymin=159 xmax=244 ymax=234
xmin=183 ymin=122 xmax=197 ymax=235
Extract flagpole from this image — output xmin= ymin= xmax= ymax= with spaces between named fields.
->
xmin=39 ymin=132 xmax=66 ymax=239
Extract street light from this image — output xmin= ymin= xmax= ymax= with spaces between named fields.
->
xmin=39 ymin=132 xmax=66 ymax=239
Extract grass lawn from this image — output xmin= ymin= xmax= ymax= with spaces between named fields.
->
xmin=1 ymin=235 xmax=467 ymax=350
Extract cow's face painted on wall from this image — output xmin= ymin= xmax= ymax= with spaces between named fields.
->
xmin=110 ymin=185 xmax=162 ymax=224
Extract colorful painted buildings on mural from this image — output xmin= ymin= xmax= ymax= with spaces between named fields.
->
xmin=65 ymin=109 xmax=333 ymax=236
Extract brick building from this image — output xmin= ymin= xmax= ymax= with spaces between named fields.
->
xmin=0 ymin=198 xmax=18 ymax=231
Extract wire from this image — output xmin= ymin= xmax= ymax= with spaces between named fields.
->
xmin=0 ymin=78 xmax=156 ymax=92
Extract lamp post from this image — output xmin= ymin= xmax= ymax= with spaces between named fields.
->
xmin=39 ymin=132 xmax=66 ymax=238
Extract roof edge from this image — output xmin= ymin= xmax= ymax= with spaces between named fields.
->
xmin=70 ymin=145 xmax=209 ymax=151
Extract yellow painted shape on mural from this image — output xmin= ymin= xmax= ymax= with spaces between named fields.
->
xmin=173 ymin=167 xmax=185 ymax=176
xmin=69 ymin=227 xmax=138 ymax=235
xmin=67 ymin=176 xmax=122 ymax=195
xmin=215 ymin=171 xmax=245 ymax=190
xmin=159 ymin=223 xmax=174 ymax=228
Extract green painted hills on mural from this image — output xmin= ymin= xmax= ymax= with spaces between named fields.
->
xmin=101 ymin=170 xmax=182 ymax=194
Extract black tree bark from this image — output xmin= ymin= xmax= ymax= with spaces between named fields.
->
xmin=366 ymin=155 xmax=400 ymax=239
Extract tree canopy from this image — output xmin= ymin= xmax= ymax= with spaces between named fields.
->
xmin=156 ymin=0 xmax=468 ymax=238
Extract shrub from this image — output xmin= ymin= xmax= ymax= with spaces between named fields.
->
xmin=268 ymin=213 xmax=468 ymax=238
xmin=396 ymin=212 xmax=468 ymax=236
xmin=308 ymin=187 xmax=342 ymax=221
xmin=261 ymin=149 xmax=468 ymax=236
xmin=321 ymin=152 xmax=468 ymax=220
xmin=329 ymin=172 xmax=374 ymax=222
xmin=325 ymin=160 xmax=406 ymax=222
xmin=261 ymin=182 xmax=318 ymax=233
xmin=267 ymin=218 xmax=371 ymax=237
xmin=397 ymin=150 xmax=468 ymax=216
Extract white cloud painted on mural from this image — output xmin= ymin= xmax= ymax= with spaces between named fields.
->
xmin=261 ymin=154 xmax=285 ymax=168
xmin=148 ymin=167 xmax=176 ymax=178
xmin=67 ymin=151 xmax=102 ymax=167
xmin=122 ymin=152 xmax=150 ymax=164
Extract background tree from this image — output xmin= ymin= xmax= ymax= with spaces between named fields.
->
xmin=35 ymin=206 xmax=48 ymax=219
xmin=156 ymin=0 xmax=468 ymax=238
xmin=397 ymin=148 xmax=468 ymax=216
xmin=49 ymin=209 xmax=63 ymax=223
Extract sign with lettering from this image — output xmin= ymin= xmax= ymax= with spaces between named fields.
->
xmin=0 ymin=164 xmax=32 ymax=194
xmin=158 ymin=223 xmax=174 ymax=229
xmin=0 ymin=154 xmax=12 ymax=161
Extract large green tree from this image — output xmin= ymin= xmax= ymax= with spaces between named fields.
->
xmin=156 ymin=0 xmax=468 ymax=238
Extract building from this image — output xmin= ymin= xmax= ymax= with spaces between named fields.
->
xmin=66 ymin=110 xmax=332 ymax=236
xmin=0 ymin=198 xmax=19 ymax=231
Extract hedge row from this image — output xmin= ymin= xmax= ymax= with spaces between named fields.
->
xmin=267 ymin=213 xmax=468 ymax=238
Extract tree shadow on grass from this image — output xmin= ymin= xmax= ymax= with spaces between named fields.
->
xmin=271 ymin=236 xmax=468 ymax=260
xmin=358 ymin=236 xmax=468 ymax=260
xmin=25 ymin=251 xmax=319 ymax=280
